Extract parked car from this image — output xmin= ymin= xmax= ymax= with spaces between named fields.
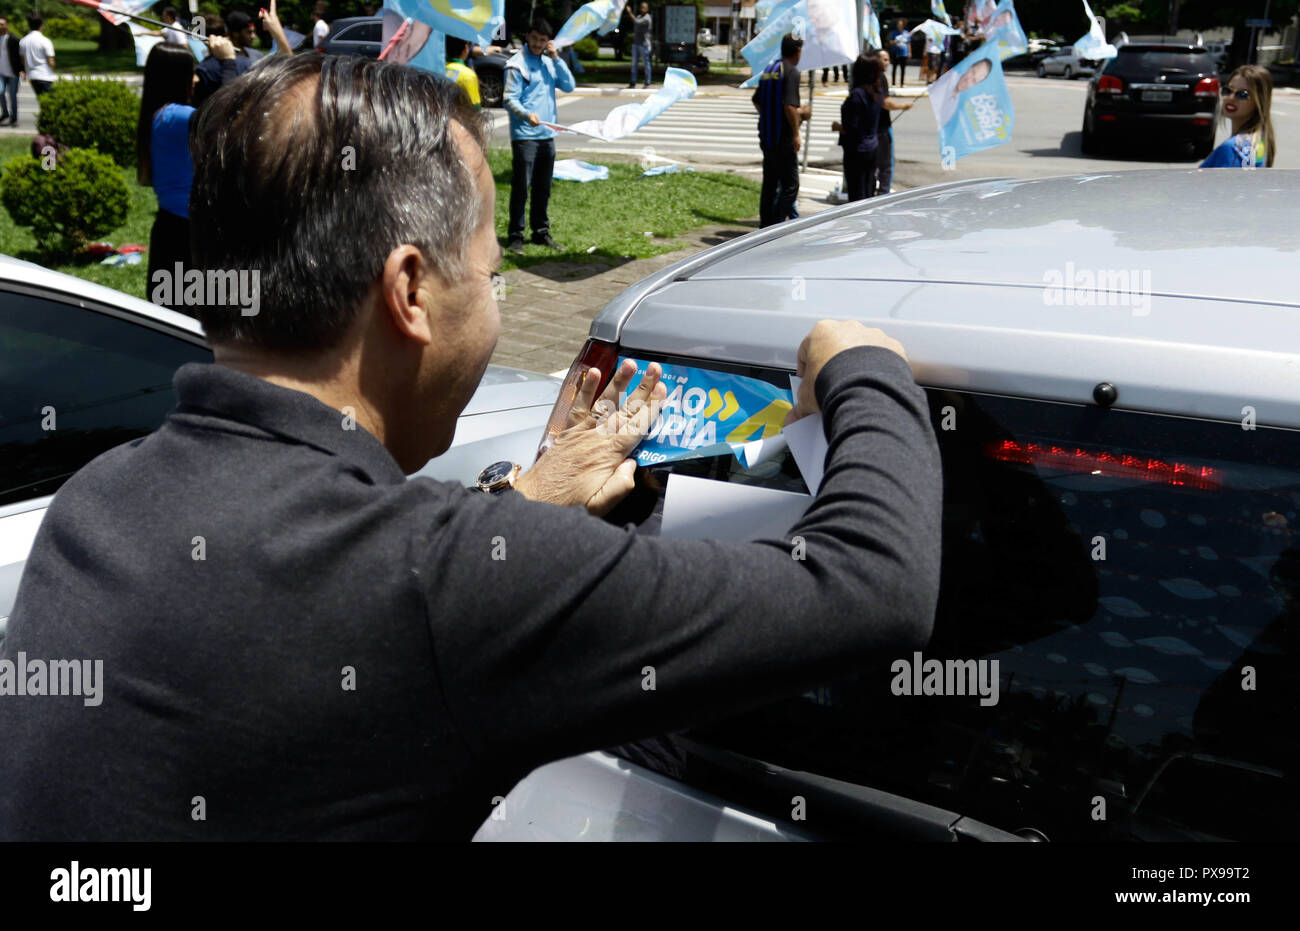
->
xmin=697 ymin=27 xmax=714 ymax=46
xmin=1002 ymin=39 xmax=1060 ymax=70
xmin=477 ymin=169 xmax=1300 ymax=841
xmin=0 ymin=257 xmax=560 ymax=635
xmin=1082 ymin=43 xmax=1220 ymax=158
xmin=1037 ymin=46 xmax=1100 ymax=79
xmin=318 ymin=16 xmax=509 ymax=107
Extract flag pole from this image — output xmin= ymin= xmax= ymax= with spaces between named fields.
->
xmin=57 ymin=0 xmax=214 ymax=43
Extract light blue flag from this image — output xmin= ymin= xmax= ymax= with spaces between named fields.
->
xmin=929 ymin=40 xmax=1013 ymax=162
xmin=863 ymin=1 xmax=881 ymax=48
xmin=930 ymin=0 xmax=953 ymax=28
xmin=381 ymin=10 xmax=445 ymax=77
xmin=980 ymin=0 xmax=1027 ymax=60
xmin=562 ymin=67 xmax=696 ymax=140
xmin=755 ymin=0 xmax=781 ymax=29
xmin=1073 ymin=0 xmax=1117 ymax=60
xmin=555 ymin=0 xmax=626 ymax=48
xmin=739 ymin=0 xmax=802 ymax=88
xmin=96 ymin=0 xmax=159 ymax=26
xmin=381 ymin=0 xmax=504 ymax=47
xmin=127 ymin=20 xmax=162 ymax=67
xmin=911 ymin=18 xmax=959 ymax=46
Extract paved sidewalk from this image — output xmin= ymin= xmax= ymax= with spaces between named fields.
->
xmin=491 ymin=221 xmax=756 ymax=375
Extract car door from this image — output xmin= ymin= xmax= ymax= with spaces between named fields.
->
xmin=326 ymin=21 xmax=382 ymax=59
xmin=0 ymin=284 xmax=212 ymax=636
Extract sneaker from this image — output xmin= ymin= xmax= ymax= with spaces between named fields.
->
xmin=507 ymin=238 xmax=525 ymax=255
xmin=531 ymin=233 xmax=561 ymax=250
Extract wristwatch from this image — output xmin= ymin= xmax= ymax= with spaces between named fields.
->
xmin=475 ymin=460 xmax=521 ymax=495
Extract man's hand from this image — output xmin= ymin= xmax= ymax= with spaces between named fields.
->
xmin=792 ymin=134 xmax=801 ymax=153
xmin=527 ymin=112 xmax=541 ymax=126
xmin=785 ymin=321 xmax=908 ymax=425
xmin=514 ymin=360 xmax=667 ymax=515
xmin=545 ymin=40 xmax=559 ymax=59
xmin=799 ymin=104 xmax=811 ymax=120
xmin=210 ymin=36 xmax=236 ymax=60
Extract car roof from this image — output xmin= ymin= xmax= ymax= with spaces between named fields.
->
xmin=593 ymin=170 xmax=1300 ymax=428
xmin=0 ymin=252 xmax=205 ymax=337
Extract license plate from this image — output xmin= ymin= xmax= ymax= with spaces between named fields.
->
xmin=1142 ymin=90 xmax=1173 ymax=102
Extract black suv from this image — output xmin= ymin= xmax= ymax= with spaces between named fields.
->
xmin=1082 ymin=44 xmax=1220 ymax=158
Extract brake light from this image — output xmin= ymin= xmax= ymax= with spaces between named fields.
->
xmin=538 ymin=338 xmax=620 ymax=457
xmin=1097 ymin=75 xmax=1123 ymax=94
xmin=1194 ymin=76 xmax=1219 ymax=97
xmin=985 ymin=440 xmax=1222 ymax=491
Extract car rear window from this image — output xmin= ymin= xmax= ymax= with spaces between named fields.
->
xmin=1107 ymin=48 xmax=1214 ymax=77
xmin=608 ymin=354 xmax=1299 ymax=842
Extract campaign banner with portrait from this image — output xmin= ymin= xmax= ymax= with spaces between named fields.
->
xmin=980 ymin=0 xmax=1027 ymax=61
xmin=929 ymin=40 xmax=1014 ymax=162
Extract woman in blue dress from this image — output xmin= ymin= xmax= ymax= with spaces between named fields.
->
xmin=1201 ymin=65 xmax=1274 ymax=168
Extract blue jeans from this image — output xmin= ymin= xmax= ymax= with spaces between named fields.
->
xmin=508 ymin=138 xmax=555 ymax=241
xmin=0 ymin=74 xmax=16 ymax=121
xmin=631 ymin=44 xmax=651 ymax=86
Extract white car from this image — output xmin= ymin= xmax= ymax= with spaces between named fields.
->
xmin=1037 ymin=47 xmax=1100 ymax=79
xmin=0 ymin=255 xmax=560 ymax=636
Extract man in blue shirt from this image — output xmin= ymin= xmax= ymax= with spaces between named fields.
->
xmin=752 ymin=34 xmax=808 ymax=228
xmin=503 ymin=18 xmax=574 ymax=253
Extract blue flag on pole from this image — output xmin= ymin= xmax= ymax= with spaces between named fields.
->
xmin=863 ymin=1 xmax=881 ymax=48
xmin=930 ymin=0 xmax=953 ymax=28
xmin=930 ymin=40 xmax=1013 ymax=162
xmin=555 ymin=0 xmax=626 ymax=48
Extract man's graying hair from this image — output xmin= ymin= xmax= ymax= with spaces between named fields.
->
xmin=190 ymin=54 xmax=487 ymax=351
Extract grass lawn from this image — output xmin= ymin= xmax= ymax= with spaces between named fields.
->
xmin=488 ymin=148 xmax=758 ymax=270
xmin=0 ymin=137 xmax=758 ymax=299
xmin=0 ymin=137 xmax=156 ymax=299
xmin=51 ymin=39 xmax=140 ymax=75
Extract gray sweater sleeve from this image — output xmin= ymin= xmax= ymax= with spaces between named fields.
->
xmin=418 ymin=345 xmax=942 ymax=763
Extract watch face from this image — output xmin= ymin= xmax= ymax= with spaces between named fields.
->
xmin=478 ymin=460 xmax=516 ymax=489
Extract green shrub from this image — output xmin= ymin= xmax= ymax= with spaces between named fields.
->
xmin=43 ymin=16 xmax=102 ymax=41
xmin=573 ymin=37 xmax=600 ymax=60
xmin=35 ymin=78 xmax=140 ymax=169
xmin=0 ymin=148 xmax=131 ymax=255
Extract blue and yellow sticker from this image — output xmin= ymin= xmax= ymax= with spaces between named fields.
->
xmin=618 ymin=359 xmax=793 ymax=466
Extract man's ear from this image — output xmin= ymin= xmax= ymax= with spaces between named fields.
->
xmin=379 ymin=245 xmax=437 ymax=347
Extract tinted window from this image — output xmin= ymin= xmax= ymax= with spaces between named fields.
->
xmin=0 ymin=291 xmax=211 ymax=506
xmin=335 ymin=22 xmax=381 ymax=43
xmin=1107 ymin=49 xmax=1214 ymax=77
xmin=611 ymin=355 xmax=1299 ymax=841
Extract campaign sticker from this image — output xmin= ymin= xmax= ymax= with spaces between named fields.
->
xmin=618 ymin=359 xmax=793 ymax=467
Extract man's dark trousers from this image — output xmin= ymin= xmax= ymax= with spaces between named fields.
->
xmin=509 ymin=138 xmax=555 ymax=241
xmin=759 ymin=141 xmax=798 ymax=228
xmin=871 ymin=127 xmax=893 ymax=197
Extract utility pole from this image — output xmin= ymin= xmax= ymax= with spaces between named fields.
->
xmin=730 ymin=0 xmax=740 ymax=64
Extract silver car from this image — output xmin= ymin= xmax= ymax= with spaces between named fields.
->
xmin=1038 ymin=47 xmax=1100 ymax=79
xmin=478 ymin=169 xmax=1300 ymax=842
xmin=0 ymin=256 xmax=560 ymax=634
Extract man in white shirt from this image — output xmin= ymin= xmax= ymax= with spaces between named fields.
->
xmin=18 ymin=14 xmax=55 ymax=96
xmin=161 ymin=8 xmax=187 ymax=46
xmin=311 ymin=10 xmax=329 ymax=51
xmin=0 ymin=17 xmax=24 ymax=126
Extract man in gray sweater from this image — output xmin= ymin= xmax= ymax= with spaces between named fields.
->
xmin=0 ymin=54 xmax=942 ymax=840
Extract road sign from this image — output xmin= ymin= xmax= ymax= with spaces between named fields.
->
xmin=1245 ymin=18 xmax=1272 ymax=27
